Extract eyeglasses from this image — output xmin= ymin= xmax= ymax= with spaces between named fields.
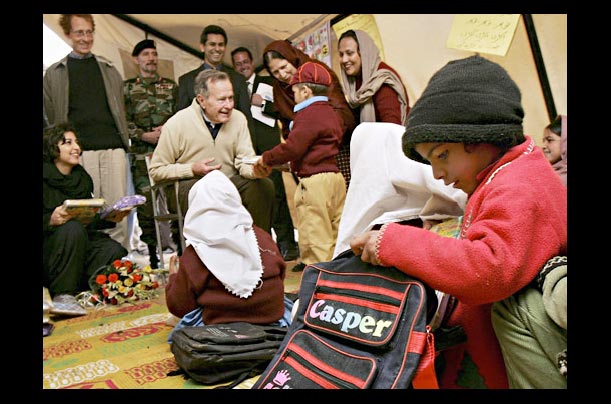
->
xmin=71 ymin=30 xmax=94 ymax=38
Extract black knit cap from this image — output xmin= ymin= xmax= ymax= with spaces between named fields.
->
xmin=402 ymin=55 xmax=525 ymax=164
xmin=132 ymin=39 xmax=156 ymax=56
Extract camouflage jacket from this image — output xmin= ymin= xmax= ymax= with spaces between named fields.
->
xmin=124 ymin=74 xmax=179 ymax=154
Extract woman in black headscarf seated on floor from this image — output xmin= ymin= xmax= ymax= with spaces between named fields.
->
xmin=43 ymin=122 xmax=129 ymax=312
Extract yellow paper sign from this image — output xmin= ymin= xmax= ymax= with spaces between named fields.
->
xmin=332 ymin=14 xmax=385 ymax=61
xmin=446 ymin=14 xmax=520 ymax=56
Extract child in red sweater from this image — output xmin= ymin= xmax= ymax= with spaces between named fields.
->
xmin=350 ymin=55 xmax=567 ymax=388
xmin=254 ymin=62 xmax=346 ymax=273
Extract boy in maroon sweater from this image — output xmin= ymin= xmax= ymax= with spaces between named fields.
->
xmin=254 ymin=62 xmax=345 ymax=272
xmin=350 ymin=56 xmax=567 ymax=388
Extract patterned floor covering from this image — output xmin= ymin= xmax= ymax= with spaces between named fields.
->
xmin=42 ymin=264 xmax=304 ymax=390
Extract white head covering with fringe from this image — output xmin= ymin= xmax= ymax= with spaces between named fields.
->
xmin=183 ymin=170 xmax=263 ymax=298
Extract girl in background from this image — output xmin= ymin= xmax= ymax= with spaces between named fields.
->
xmin=541 ymin=114 xmax=567 ymax=186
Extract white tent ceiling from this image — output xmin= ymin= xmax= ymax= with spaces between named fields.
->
xmin=121 ymin=14 xmax=333 ymax=57
xmin=43 ymin=14 xmax=336 ymax=77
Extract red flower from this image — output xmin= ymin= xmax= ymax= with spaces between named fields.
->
xmin=113 ymin=259 xmax=122 ymax=268
xmin=124 ymin=260 xmax=133 ymax=272
xmin=132 ymin=273 xmax=142 ymax=283
xmin=96 ymin=274 xmax=107 ymax=285
xmin=108 ymin=273 xmax=119 ymax=283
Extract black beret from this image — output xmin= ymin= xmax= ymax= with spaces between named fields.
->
xmin=132 ymin=39 xmax=156 ymax=56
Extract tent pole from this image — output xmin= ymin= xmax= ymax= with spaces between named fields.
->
xmin=522 ymin=14 xmax=557 ymax=122
xmin=112 ymin=14 xmax=203 ymax=60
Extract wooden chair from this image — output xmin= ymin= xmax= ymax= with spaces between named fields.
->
xmin=144 ymin=153 xmax=185 ymax=269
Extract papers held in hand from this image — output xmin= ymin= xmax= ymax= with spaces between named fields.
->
xmin=99 ymin=195 xmax=147 ymax=220
xmin=242 ymin=156 xmax=290 ymax=171
xmin=62 ymin=195 xmax=146 ymax=224
xmin=250 ymin=82 xmax=276 ymax=127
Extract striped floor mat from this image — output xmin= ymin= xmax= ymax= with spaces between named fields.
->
xmin=42 ymin=290 xmax=258 ymax=389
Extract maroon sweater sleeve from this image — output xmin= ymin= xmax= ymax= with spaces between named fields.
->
xmin=373 ymin=84 xmax=402 ymax=124
xmin=165 ymin=245 xmax=210 ymax=318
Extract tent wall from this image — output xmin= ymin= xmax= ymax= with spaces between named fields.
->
xmin=43 ymin=14 xmax=567 ymax=146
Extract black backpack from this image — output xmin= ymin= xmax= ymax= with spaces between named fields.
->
xmin=252 ymin=250 xmax=457 ymax=389
xmin=169 ymin=321 xmax=287 ymax=388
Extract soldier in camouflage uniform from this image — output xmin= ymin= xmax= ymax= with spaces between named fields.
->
xmin=124 ymin=39 xmax=179 ymax=268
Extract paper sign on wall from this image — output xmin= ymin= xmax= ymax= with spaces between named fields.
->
xmin=446 ymin=14 xmax=520 ymax=57
xmin=293 ymin=20 xmax=333 ymax=68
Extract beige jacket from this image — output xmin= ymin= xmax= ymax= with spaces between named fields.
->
xmin=149 ymin=98 xmax=256 ymax=183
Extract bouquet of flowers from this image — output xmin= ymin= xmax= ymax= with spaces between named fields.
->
xmin=80 ymin=259 xmax=167 ymax=307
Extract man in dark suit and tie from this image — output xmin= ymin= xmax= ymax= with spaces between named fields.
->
xmin=177 ymin=25 xmax=256 ymax=144
xmin=231 ymin=46 xmax=300 ymax=262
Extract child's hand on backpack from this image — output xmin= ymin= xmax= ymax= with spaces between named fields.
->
xmin=350 ymin=230 xmax=382 ymax=266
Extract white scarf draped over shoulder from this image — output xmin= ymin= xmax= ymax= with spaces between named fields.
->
xmin=340 ymin=30 xmax=409 ymax=126
xmin=183 ymin=170 xmax=263 ymax=298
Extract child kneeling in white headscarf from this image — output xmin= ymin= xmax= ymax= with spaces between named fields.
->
xmin=165 ymin=170 xmax=293 ymax=343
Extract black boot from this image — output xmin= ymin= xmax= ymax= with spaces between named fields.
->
xmin=148 ymin=244 xmax=159 ymax=269
xmin=171 ymin=226 xmax=183 ymax=256
xmin=278 ymin=242 xmax=300 ymax=261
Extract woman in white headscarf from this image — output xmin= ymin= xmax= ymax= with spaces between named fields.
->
xmin=338 ymin=29 xmax=410 ymax=126
xmin=165 ymin=170 xmax=292 ymax=342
